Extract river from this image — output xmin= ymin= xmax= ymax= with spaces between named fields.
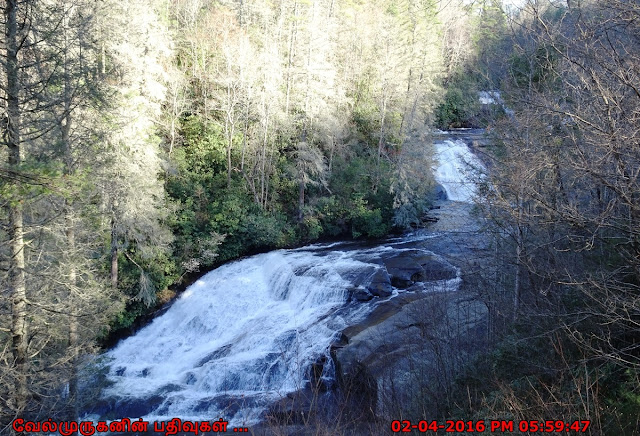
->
xmin=86 ymin=130 xmax=489 ymax=432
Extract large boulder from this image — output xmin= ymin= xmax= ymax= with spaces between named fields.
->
xmin=366 ymin=268 xmax=393 ymax=297
xmin=349 ymin=286 xmax=373 ymax=302
xmin=433 ymin=183 xmax=448 ymax=201
xmin=381 ymin=255 xmax=422 ymax=288
xmin=349 ymin=248 xmax=458 ymax=291
xmin=378 ymin=250 xmax=458 ymax=289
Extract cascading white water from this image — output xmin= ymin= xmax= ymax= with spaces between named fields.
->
xmin=433 ymin=139 xmax=484 ymax=203
xmin=98 ymin=244 xmax=461 ymax=427
xmin=478 ymin=90 xmax=514 ymax=117
xmin=478 ymin=91 xmax=501 ymax=105
xmin=97 ymin=133 xmax=480 ymax=428
xmin=99 ymin=248 xmax=393 ymax=425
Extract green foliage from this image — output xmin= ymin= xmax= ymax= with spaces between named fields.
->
xmin=109 ymin=299 xmax=149 ymax=333
xmin=300 ymin=214 xmax=323 ymax=241
xmin=435 ymin=71 xmax=481 ymax=129
xmin=350 ymin=76 xmax=380 ymax=146
xmin=180 ymin=115 xmax=227 ymax=174
xmin=0 ymin=159 xmax=61 ymax=205
xmin=471 ymin=0 xmax=509 ymax=86
xmin=349 ymin=197 xmax=388 ymax=238
xmin=167 ymin=119 xmax=296 ymax=263
xmin=598 ymin=367 xmax=640 ymax=434
xmin=314 ymin=150 xmax=394 ymax=239
xmin=166 ymin=103 xmax=400 ymax=271
xmin=315 ymin=196 xmax=349 ymax=236
xmin=392 ymin=201 xmax=424 ymax=228
xmin=208 ymin=194 xmax=293 ymax=260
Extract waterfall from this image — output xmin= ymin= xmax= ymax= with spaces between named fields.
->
xmin=96 ymin=247 xmax=395 ymax=425
xmin=95 ymin=244 xmax=460 ymax=426
xmin=478 ymin=90 xmax=514 ymax=117
xmin=93 ymin=132 xmax=480 ymax=428
xmin=433 ymin=138 xmax=484 ymax=203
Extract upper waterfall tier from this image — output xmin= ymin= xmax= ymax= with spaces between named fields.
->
xmin=433 ymin=138 xmax=485 ymax=203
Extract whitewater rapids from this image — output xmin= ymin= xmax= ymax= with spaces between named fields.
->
xmin=98 ymin=244 xmax=459 ymax=426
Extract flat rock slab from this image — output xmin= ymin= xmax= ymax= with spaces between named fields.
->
xmin=335 ymin=291 xmax=486 ymax=371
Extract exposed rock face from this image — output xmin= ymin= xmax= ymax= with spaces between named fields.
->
xmin=382 ymin=255 xmax=422 ymax=288
xmin=349 ymin=249 xmax=458 ymax=291
xmin=345 ymin=250 xmax=457 ymax=299
xmin=267 ymin=190 xmax=490 ymax=429
xmin=350 ymin=286 xmax=374 ymax=302
xmin=433 ymin=183 xmax=448 ymax=201
xmin=379 ymin=250 xmax=458 ymax=286
xmin=333 ymin=291 xmax=487 ymax=418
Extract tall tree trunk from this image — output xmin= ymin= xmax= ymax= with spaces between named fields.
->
xmin=61 ymin=4 xmax=80 ymax=421
xmin=298 ymin=178 xmax=305 ymax=222
xmin=241 ymin=103 xmax=249 ymax=172
xmin=284 ymin=0 xmax=298 ymax=116
xmin=9 ymin=197 xmax=28 ymax=420
xmin=375 ymin=96 xmax=388 ymax=192
xmin=513 ymin=191 xmax=525 ymax=322
xmin=111 ymin=212 xmax=118 ymax=290
xmin=260 ymin=110 xmax=269 ymax=208
xmin=65 ymin=209 xmax=79 ymax=423
xmin=513 ymin=234 xmax=522 ymax=322
xmin=63 ymin=122 xmax=80 ymax=424
xmin=226 ymin=106 xmax=234 ymax=189
xmin=5 ymin=0 xmax=29 ymax=423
